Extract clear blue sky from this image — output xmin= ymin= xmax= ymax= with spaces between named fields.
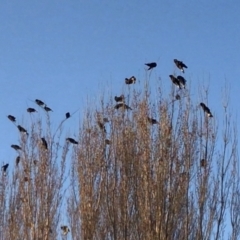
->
xmin=0 ymin=0 xmax=239 ymax=232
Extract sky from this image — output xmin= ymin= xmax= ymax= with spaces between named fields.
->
xmin=0 ymin=0 xmax=239 ymax=236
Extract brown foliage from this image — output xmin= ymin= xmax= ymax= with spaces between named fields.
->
xmin=0 ymin=81 xmax=239 ymax=240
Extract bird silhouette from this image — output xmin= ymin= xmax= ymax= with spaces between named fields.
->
xmin=200 ymin=103 xmax=213 ymax=117
xmin=41 ymin=138 xmax=48 ymax=149
xmin=44 ymin=106 xmax=53 ymax=112
xmin=145 ymin=62 xmax=157 ymax=70
xmin=2 ymin=164 xmax=9 ymax=175
xmin=114 ymin=103 xmax=132 ymax=110
xmin=169 ymin=75 xmax=181 ymax=89
xmin=97 ymin=121 xmax=106 ymax=133
xmin=16 ymin=156 xmax=20 ymax=166
xmin=11 ymin=145 xmax=22 ymax=151
xmin=148 ymin=117 xmax=159 ymax=124
xmin=17 ymin=125 xmax=28 ymax=134
xmin=125 ymin=76 xmax=136 ymax=84
xmin=174 ymin=59 xmax=188 ymax=73
xmin=66 ymin=112 xmax=70 ymax=119
xmin=66 ymin=138 xmax=78 ymax=144
xmin=201 ymin=159 xmax=207 ymax=167
xmin=35 ymin=99 xmax=45 ymax=106
xmin=175 ymin=94 xmax=181 ymax=100
xmin=114 ymin=95 xmax=124 ymax=102
xmin=7 ymin=115 xmax=16 ymax=122
xmin=105 ymin=139 xmax=111 ymax=145
xmin=177 ymin=76 xmax=186 ymax=89
xmin=61 ymin=226 xmax=70 ymax=235
xmin=27 ymin=108 xmax=37 ymax=113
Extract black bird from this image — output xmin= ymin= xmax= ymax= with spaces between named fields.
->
xmin=61 ymin=226 xmax=70 ymax=235
xmin=201 ymin=159 xmax=207 ymax=167
xmin=114 ymin=95 xmax=124 ymax=102
xmin=66 ymin=112 xmax=70 ymax=119
xmin=97 ymin=121 xmax=106 ymax=133
xmin=44 ymin=106 xmax=53 ymax=112
xmin=145 ymin=62 xmax=157 ymax=70
xmin=66 ymin=138 xmax=78 ymax=144
xmin=17 ymin=125 xmax=28 ymax=135
xmin=11 ymin=145 xmax=22 ymax=151
xmin=16 ymin=156 xmax=20 ymax=166
xmin=114 ymin=103 xmax=132 ymax=110
xmin=41 ymin=138 xmax=48 ymax=149
xmin=174 ymin=59 xmax=188 ymax=73
xmin=169 ymin=75 xmax=181 ymax=89
xmin=27 ymin=108 xmax=37 ymax=113
xmin=200 ymin=103 xmax=213 ymax=117
xmin=148 ymin=117 xmax=159 ymax=125
xmin=125 ymin=76 xmax=136 ymax=85
xmin=175 ymin=94 xmax=181 ymax=100
xmin=2 ymin=164 xmax=9 ymax=175
xmin=177 ymin=76 xmax=187 ymax=89
xmin=35 ymin=99 xmax=45 ymax=106
xmin=8 ymin=115 xmax=16 ymax=122
xmin=105 ymin=139 xmax=111 ymax=145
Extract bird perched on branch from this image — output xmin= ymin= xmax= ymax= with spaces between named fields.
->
xmin=125 ymin=76 xmax=136 ymax=85
xmin=27 ymin=108 xmax=37 ymax=113
xmin=174 ymin=59 xmax=188 ymax=73
xmin=66 ymin=138 xmax=78 ymax=144
xmin=2 ymin=164 xmax=9 ymax=176
xmin=7 ymin=115 xmax=16 ymax=122
xmin=148 ymin=117 xmax=159 ymax=125
xmin=11 ymin=144 xmax=22 ymax=151
xmin=61 ymin=226 xmax=70 ymax=235
xmin=41 ymin=138 xmax=48 ymax=149
xmin=201 ymin=159 xmax=207 ymax=167
xmin=114 ymin=95 xmax=124 ymax=102
xmin=17 ymin=125 xmax=28 ymax=135
xmin=35 ymin=99 xmax=45 ymax=106
xmin=97 ymin=121 xmax=106 ymax=133
xmin=177 ymin=76 xmax=187 ymax=89
xmin=145 ymin=62 xmax=157 ymax=70
xmin=66 ymin=112 xmax=70 ymax=119
xmin=114 ymin=103 xmax=132 ymax=110
xmin=169 ymin=75 xmax=181 ymax=89
xmin=16 ymin=156 xmax=20 ymax=166
xmin=44 ymin=106 xmax=53 ymax=112
xmin=200 ymin=103 xmax=213 ymax=117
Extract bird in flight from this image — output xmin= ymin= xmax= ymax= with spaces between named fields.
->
xmin=27 ymin=108 xmax=37 ymax=113
xmin=200 ymin=103 xmax=213 ymax=117
xmin=169 ymin=75 xmax=181 ymax=89
xmin=8 ymin=115 xmax=16 ymax=122
xmin=174 ymin=59 xmax=188 ymax=73
xmin=177 ymin=76 xmax=186 ymax=89
xmin=35 ymin=99 xmax=45 ymax=106
xmin=114 ymin=95 xmax=124 ymax=102
xmin=114 ymin=103 xmax=132 ymax=110
xmin=125 ymin=76 xmax=136 ymax=85
xmin=145 ymin=62 xmax=157 ymax=70
xmin=66 ymin=138 xmax=78 ymax=144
